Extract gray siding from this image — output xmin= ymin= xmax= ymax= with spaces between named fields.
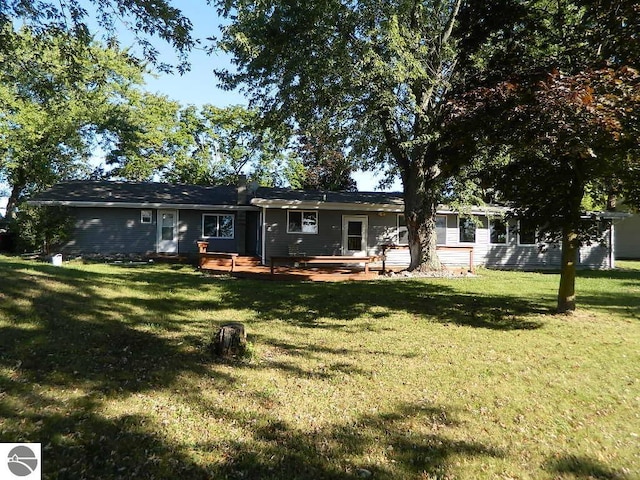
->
xmin=64 ymin=205 xmax=614 ymax=269
xmin=180 ymin=210 xmax=238 ymax=254
xmin=64 ymin=207 xmax=156 ymax=255
xmin=264 ymin=209 xmax=400 ymax=259
xmin=265 ymin=209 xmax=342 ymax=257
xmin=615 ymin=214 xmax=640 ymax=259
xmin=64 ymin=207 xmax=242 ymax=256
xmin=370 ymin=214 xmax=612 ymax=270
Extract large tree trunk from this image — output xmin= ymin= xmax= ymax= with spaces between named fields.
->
xmin=4 ymin=183 xmax=23 ymax=221
xmin=557 ymin=157 xmax=585 ymax=314
xmin=557 ymin=226 xmax=579 ymax=313
xmin=403 ymin=165 xmax=443 ymax=272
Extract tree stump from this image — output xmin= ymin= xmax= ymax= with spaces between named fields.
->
xmin=212 ymin=322 xmax=247 ymax=358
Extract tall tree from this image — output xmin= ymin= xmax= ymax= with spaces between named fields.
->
xmin=161 ymin=105 xmax=294 ymax=186
xmin=294 ymin=124 xmax=357 ymax=192
xmin=215 ymin=0 xmax=486 ymax=271
xmin=0 ymin=26 xmax=147 ymax=218
xmin=103 ymin=91 xmax=184 ymax=181
xmin=161 ymin=105 xmax=219 ymax=185
xmin=445 ymin=0 xmax=640 ymax=312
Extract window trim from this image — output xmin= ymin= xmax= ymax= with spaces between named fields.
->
xmin=397 ymin=214 xmax=408 ymax=245
xmin=397 ymin=214 xmax=447 ymax=245
xmin=458 ymin=216 xmax=477 ymax=244
xmin=489 ymin=218 xmax=508 ymax=245
xmin=517 ymin=220 xmax=537 ymax=246
xmin=140 ymin=209 xmax=152 ymax=224
xmin=202 ymin=213 xmax=235 ymax=240
xmin=286 ymin=210 xmax=318 ymax=235
xmin=436 ymin=215 xmax=447 ymax=246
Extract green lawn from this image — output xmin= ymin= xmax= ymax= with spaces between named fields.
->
xmin=0 ymin=255 xmax=638 ymax=479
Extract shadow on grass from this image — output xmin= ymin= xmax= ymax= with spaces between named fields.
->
xmin=212 ymin=278 xmax=548 ymax=331
xmin=575 ymin=267 xmax=640 ymax=316
xmin=544 ymin=455 xmax=631 ymax=480
xmin=182 ymin=398 xmax=504 ymax=479
xmin=576 ymin=266 xmax=640 ymax=281
xmin=0 ymin=257 xmax=549 ymax=478
xmin=0 ymin=390 xmax=213 ymax=479
xmin=0 ymin=258 xmax=231 ymax=478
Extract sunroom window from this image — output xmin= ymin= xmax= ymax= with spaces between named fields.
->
xmin=518 ymin=220 xmax=536 ymax=245
xmin=398 ymin=214 xmax=447 ymax=245
xmin=490 ymin=218 xmax=507 ymax=244
xmin=397 ymin=214 xmax=408 ymax=245
xmin=459 ymin=217 xmax=476 ymax=243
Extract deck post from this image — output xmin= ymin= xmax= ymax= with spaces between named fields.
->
xmin=197 ymin=241 xmax=208 ymax=254
xmin=469 ymin=248 xmax=475 ymax=273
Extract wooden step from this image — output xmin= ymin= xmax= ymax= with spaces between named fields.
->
xmin=234 ymin=256 xmax=262 ymax=266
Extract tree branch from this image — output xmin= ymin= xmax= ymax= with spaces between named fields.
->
xmin=441 ymin=0 xmax=463 ymax=47
xmin=378 ymin=108 xmax=410 ymax=176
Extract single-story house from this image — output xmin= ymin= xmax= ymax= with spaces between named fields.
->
xmin=615 ymin=213 xmax=640 ymax=259
xmin=28 ymin=179 xmax=622 ymax=270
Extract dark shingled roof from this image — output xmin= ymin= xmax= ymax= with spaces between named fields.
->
xmin=29 ymin=181 xmax=239 ymax=205
xmin=29 ymin=181 xmax=405 ymax=207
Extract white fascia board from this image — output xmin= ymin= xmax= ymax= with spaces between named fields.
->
xmin=250 ymin=199 xmax=513 ymax=215
xmin=586 ymin=211 xmax=633 ymax=220
xmin=475 ymin=206 xmax=512 ymax=216
xmin=251 ymin=199 xmax=405 ymax=212
xmin=26 ymin=200 xmax=258 ymax=211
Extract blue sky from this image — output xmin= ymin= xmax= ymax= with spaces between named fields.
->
xmin=138 ymin=2 xmax=246 ymax=108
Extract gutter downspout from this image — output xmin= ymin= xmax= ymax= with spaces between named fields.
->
xmin=610 ymin=221 xmax=615 ymax=269
xmin=261 ymin=206 xmax=267 ymax=266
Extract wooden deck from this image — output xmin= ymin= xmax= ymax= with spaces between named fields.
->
xmin=199 ymin=255 xmax=381 ymax=282
xmin=198 ymin=255 xmax=473 ymax=281
xmin=270 ymin=255 xmax=378 ymax=275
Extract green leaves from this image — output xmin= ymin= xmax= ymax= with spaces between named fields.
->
xmin=1 ymin=0 xmax=195 ymax=73
xmin=0 ymin=25 xmax=150 ymax=216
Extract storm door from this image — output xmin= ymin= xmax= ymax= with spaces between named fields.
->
xmin=342 ymin=215 xmax=369 ymax=256
xmin=157 ymin=210 xmax=178 ymax=253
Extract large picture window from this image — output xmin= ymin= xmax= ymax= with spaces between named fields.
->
xmin=287 ymin=210 xmax=318 ymax=234
xmin=459 ymin=217 xmax=476 ymax=243
xmin=202 ymin=214 xmax=234 ymax=239
xmin=490 ymin=218 xmax=507 ymax=244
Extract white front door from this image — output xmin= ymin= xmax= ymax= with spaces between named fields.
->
xmin=157 ymin=210 xmax=178 ymax=253
xmin=342 ymin=215 xmax=369 ymax=256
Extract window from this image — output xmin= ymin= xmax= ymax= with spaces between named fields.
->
xmin=436 ymin=215 xmax=447 ymax=245
xmin=459 ymin=217 xmax=476 ymax=243
xmin=490 ymin=218 xmax=507 ymax=244
xmin=202 ymin=214 xmax=234 ymax=239
xmin=397 ymin=214 xmax=446 ymax=245
xmin=141 ymin=210 xmax=152 ymax=224
xmin=518 ymin=220 xmax=536 ymax=245
xmin=287 ymin=210 xmax=318 ymax=234
xmin=397 ymin=214 xmax=408 ymax=245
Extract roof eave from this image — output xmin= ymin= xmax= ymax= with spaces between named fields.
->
xmin=251 ymin=198 xmax=513 ymax=216
xmin=27 ymin=200 xmax=258 ymax=211
xmin=250 ymin=199 xmax=405 ymax=212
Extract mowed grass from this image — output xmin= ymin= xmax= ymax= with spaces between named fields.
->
xmin=0 ymin=255 xmax=638 ymax=480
